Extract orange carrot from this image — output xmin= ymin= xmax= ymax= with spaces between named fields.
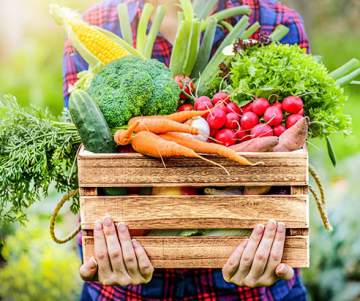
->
xmin=128 ymin=118 xmax=199 ymax=135
xmin=160 ymin=132 xmax=255 ymax=166
xmin=114 ymin=121 xmax=139 ymax=145
xmin=131 ymin=131 xmax=230 ymax=174
xmin=129 ymin=110 xmax=209 ymax=124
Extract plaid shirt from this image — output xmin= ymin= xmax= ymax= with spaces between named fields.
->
xmin=64 ymin=1 xmax=309 ymax=300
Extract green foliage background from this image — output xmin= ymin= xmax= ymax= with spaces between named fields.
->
xmin=0 ymin=0 xmax=359 ymax=300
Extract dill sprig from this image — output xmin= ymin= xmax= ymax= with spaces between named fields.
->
xmin=0 ymin=95 xmax=81 ymax=225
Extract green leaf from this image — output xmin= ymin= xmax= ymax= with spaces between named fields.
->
xmin=326 ymin=136 xmax=337 ymax=167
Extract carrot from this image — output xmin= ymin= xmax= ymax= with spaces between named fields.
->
xmin=129 ymin=110 xmax=209 ymax=124
xmin=114 ymin=121 xmax=139 ymax=145
xmin=230 ymin=136 xmax=279 ymax=152
xmin=131 ymin=131 xmax=230 ymax=174
xmin=273 ymin=117 xmax=309 ymax=152
xmin=160 ymin=132 xmax=255 ymax=166
xmin=128 ymin=117 xmax=199 ymax=135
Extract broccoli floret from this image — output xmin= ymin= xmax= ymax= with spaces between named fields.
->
xmin=87 ymin=56 xmax=180 ymax=127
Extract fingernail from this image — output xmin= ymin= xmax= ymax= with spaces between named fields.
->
xmin=278 ymin=222 xmax=285 ymax=233
xmin=103 ymin=216 xmax=112 ymax=226
xmin=89 ymin=257 xmax=97 ymax=269
xmin=132 ymin=239 xmax=139 ymax=247
xmin=277 ymin=263 xmax=285 ymax=273
xmin=267 ymin=219 xmax=277 ymax=230
xmin=256 ymin=224 xmax=265 ymax=234
xmin=118 ymin=223 xmax=127 ymax=233
xmin=94 ymin=221 xmax=102 ymax=230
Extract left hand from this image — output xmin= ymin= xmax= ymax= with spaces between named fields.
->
xmin=222 ymin=220 xmax=294 ymax=287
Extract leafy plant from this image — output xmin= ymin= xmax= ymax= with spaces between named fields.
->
xmin=0 ymin=217 xmax=81 ymax=301
xmin=0 ymin=95 xmax=80 ymax=225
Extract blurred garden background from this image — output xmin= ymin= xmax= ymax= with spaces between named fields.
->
xmin=0 ymin=0 xmax=359 ymax=300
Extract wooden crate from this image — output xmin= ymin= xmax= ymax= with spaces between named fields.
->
xmin=78 ymin=147 xmax=309 ymax=268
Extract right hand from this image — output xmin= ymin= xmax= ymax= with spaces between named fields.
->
xmin=80 ymin=217 xmax=154 ymax=286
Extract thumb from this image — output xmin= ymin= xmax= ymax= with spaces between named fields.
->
xmin=275 ymin=264 xmax=294 ymax=281
xmin=80 ymin=257 xmax=98 ymax=281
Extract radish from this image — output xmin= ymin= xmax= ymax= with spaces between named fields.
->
xmin=298 ymin=108 xmax=305 ymax=116
xmin=215 ymin=129 xmax=236 ymax=146
xmin=178 ymin=104 xmax=193 ymax=111
xmin=207 ymin=108 xmax=226 ymax=130
xmin=241 ymin=102 xmax=253 ymax=113
xmin=240 ymin=112 xmax=259 ymax=130
xmin=182 ymin=117 xmax=210 ymax=142
xmin=225 ymin=112 xmax=240 ymax=129
xmin=282 ymin=96 xmax=304 ymax=114
xmin=194 ymin=96 xmax=213 ymax=114
xmin=210 ymin=128 xmax=218 ymax=138
xmin=273 ymin=102 xmax=282 ymax=110
xmin=226 ymin=102 xmax=241 ymax=115
xmin=184 ymin=80 xmax=195 ymax=96
xmin=264 ymin=106 xmax=283 ymax=126
xmin=213 ymin=91 xmax=230 ymax=105
xmin=235 ymin=128 xmax=251 ymax=142
xmin=286 ymin=114 xmax=303 ymax=129
xmin=252 ymin=98 xmax=270 ymax=116
xmin=273 ymin=124 xmax=286 ymax=137
xmin=250 ymin=123 xmax=273 ymax=138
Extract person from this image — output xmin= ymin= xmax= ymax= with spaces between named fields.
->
xmin=63 ymin=1 xmax=310 ymax=300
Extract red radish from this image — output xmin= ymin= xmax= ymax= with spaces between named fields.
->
xmin=174 ymin=75 xmax=185 ymax=89
xmin=207 ymin=108 xmax=226 ymax=130
xmin=264 ymin=106 xmax=283 ymax=126
xmin=194 ymin=96 xmax=213 ymax=114
xmin=226 ymin=102 xmax=241 ymax=115
xmin=273 ymin=102 xmax=282 ymax=110
xmin=240 ymin=112 xmax=259 ymax=130
xmin=282 ymin=96 xmax=304 ymax=114
xmin=210 ymin=128 xmax=218 ymax=138
xmin=298 ymin=108 xmax=304 ymax=115
xmin=178 ymin=104 xmax=194 ymax=111
xmin=184 ymin=80 xmax=195 ymax=95
xmin=250 ymin=123 xmax=273 ymax=138
xmin=235 ymin=128 xmax=251 ymax=142
xmin=215 ymin=129 xmax=236 ymax=146
xmin=241 ymin=102 xmax=253 ymax=113
xmin=225 ymin=112 xmax=240 ymax=129
xmin=286 ymin=114 xmax=303 ymax=129
xmin=215 ymin=102 xmax=228 ymax=113
xmin=252 ymin=98 xmax=270 ymax=116
xmin=213 ymin=91 xmax=230 ymax=105
xmin=273 ymin=125 xmax=286 ymax=137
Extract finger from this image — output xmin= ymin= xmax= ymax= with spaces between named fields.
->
xmin=118 ymin=223 xmax=140 ymax=278
xmin=236 ymin=224 xmax=264 ymax=277
xmin=132 ymin=239 xmax=154 ymax=282
xmin=248 ymin=219 xmax=277 ymax=278
xmin=276 ymin=264 xmax=294 ymax=280
xmin=222 ymin=239 xmax=248 ymax=282
xmin=102 ymin=217 xmax=127 ymax=276
xmin=79 ymin=257 xmax=98 ymax=281
xmin=94 ymin=220 xmax=112 ymax=280
xmin=263 ymin=222 xmax=286 ymax=277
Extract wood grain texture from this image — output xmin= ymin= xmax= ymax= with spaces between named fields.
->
xmin=82 ymin=235 xmax=309 ymax=268
xmin=79 ymin=187 xmax=98 ymax=196
xmin=80 ymin=195 xmax=308 ymax=230
xmin=78 ymin=148 xmax=308 ymax=187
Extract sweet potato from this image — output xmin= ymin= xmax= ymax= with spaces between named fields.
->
xmin=230 ymin=136 xmax=279 ymax=152
xmin=273 ymin=117 xmax=309 ymax=152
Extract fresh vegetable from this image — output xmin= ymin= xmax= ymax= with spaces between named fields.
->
xmin=144 ymin=5 xmax=166 ymax=58
xmin=252 ymin=98 xmax=270 ymax=116
xmin=69 ymin=90 xmax=116 ymax=153
xmin=240 ymin=112 xmax=259 ymax=130
xmin=183 ymin=117 xmax=210 ymax=142
xmin=220 ymin=43 xmax=351 ymax=138
xmin=117 ymin=3 xmax=133 ymax=45
xmin=230 ymin=136 xmax=278 ymax=152
xmin=87 ymin=56 xmax=180 ymax=127
xmin=263 ymin=106 xmax=283 ymax=126
xmin=114 ymin=122 xmax=139 ymax=146
xmin=250 ymin=123 xmax=273 ymax=138
xmin=49 ymin=4 xmax=140 ymax=67
xmin=136 ymin=3 xmax=154 ymax=55
xmin=273 ymin=117 xmax=309 ymax=152
xmin=213 ymin=92 xmax=231 ymax=105
xmin=207 ymin=108 xmax=226 ymax=130
xmin=178 ymin=104 xmax=194 ymax=111
xmin=0 ymin=95 xmax=80 ymax=224
xmin=130 ymin=110 xmax=209 ymax=123
xmin=235 ymin=128 xmax=250 ymax=142
xmin=194 ymin=96 xmax=213 ymax=112
xmin=226 ymin=102 xmax=241 ymax=115
xmin=225 ymin=112 xmax=240 ymax=129
xmin=282 ymin=96 xmax=304 ymax=114
xmin=160 ymin=132 xmax=255 ymax=165
xmin=286 ymin=114 xmax=303 ymax=129
xmin=215 ymin=129 xmax=236 ymax=146
xmin=273 ymin=125 xmax=286 ymax=137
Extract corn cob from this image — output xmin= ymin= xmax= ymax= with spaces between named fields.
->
xmin=49 ymin=4 xmax=133 ymax=66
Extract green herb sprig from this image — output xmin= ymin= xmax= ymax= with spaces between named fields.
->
xmin=0 ymin=95 xmax=80 ymax=225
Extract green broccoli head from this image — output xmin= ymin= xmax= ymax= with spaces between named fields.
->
xmin=88 ymin=56 xmax=180 ymax=127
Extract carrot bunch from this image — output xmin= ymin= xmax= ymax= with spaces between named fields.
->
xmin=114 ymin=110 xmax=256 ymax=172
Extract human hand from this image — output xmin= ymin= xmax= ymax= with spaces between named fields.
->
xmin=222 ymin=220 xmax=294 ymax=287
xmin=80 ymin=217 xmax=154 ymax=285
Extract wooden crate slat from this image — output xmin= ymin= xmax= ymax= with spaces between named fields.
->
xmin=80 ymin=195 xmax=308 ymax=230
xmin=82 ymin=236 xmax=309 ymax=268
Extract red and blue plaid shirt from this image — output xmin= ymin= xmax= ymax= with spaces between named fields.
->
xmin=64 ymin=1 xmax=309 ymax=300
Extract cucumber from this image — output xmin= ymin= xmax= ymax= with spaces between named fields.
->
xmin=69 ymin=89 xmax=117 ymax=153
xmin=69 ymin=89 xmax=125 ymax=196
